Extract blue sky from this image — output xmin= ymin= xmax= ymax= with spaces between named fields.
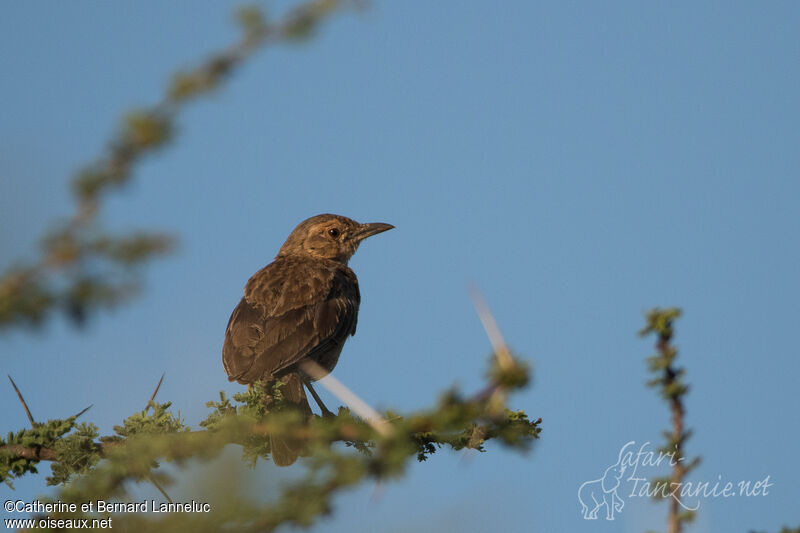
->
xmin=2 ymin=2 xmax=799 ymax=532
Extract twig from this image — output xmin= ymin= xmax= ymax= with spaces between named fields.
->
xmin=641 ymin=308 xmax=698 ymax=533
xmin=0 ymin=426 xmax=350 ymax=464
xmin=8 ymin=375 xmax=36 ymax=427
xmin=659 ymin=332 xmax=687 ymax=533
xmin=149 ymin=475 xmax=174 ymax=504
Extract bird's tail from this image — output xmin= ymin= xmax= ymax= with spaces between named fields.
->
xmin=268 ymin=372 xmax=312 ymax=466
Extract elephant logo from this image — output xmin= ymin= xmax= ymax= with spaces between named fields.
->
xmin=578 ymin=453 xmax=627 ymax=520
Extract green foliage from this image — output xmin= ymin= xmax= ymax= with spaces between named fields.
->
xmin=86 ymin=233 xmax=174 ymax=265
xmin=0 ymin=269 xmax=54 ymax=326
xmin=1 ymin=415 xmax=88 ymax=488
xmin=48 ymin=423 xmax=101 ymax=486
xmin=200 ymin=391 xmax=237 ymax=432
xmin=113 ymin=402 xmax=188 ymax=438
xmin=487 ymin=354 xmax=530 ymax=389
xmin=236 ymin=5 xmax=268 ymax=38
xmin=640 ymin=307 xmax=682 ymax=339
xmin=283 ymin=0 xmax=339 ymax=40
xmin=121 ymin=111 xmax=172 ymax=150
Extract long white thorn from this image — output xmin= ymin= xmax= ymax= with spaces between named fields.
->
xmin=299 ymin=360 xmax=393 ymax=437
xmin=468 ymin=284 xmax=513 ymax=370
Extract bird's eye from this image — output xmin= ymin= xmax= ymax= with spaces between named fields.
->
xmin=328 ymin=228 xmax=340 ymax=238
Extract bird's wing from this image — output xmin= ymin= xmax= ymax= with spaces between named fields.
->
xmin=222 ymin=259 xmax=359 ymax=384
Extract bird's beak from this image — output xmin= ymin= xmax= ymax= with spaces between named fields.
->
xmin=353 ymin=222 xmax=394 ymax=241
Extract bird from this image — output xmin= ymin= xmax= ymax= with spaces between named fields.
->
xmin=222 ymin=213 xmax=394 ymax=465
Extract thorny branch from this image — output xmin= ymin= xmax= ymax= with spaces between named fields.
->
xmin=641 ymin=308 xmax=700 ymax=533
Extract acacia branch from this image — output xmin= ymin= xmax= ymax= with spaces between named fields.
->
xmin=0 ymin=425 xmax=347 ymax=466
xmin=641 ymin=308 xmax=699 ymax=533
xmin=2 ymin=444 xmax=58 ymax=462
xmin=2 ymin=297 xmax=539 ymax=531
xmin=658 ymin=331 xmax=687 ymax=533
xmin=0 ymin=390 xmax=539 ymax=467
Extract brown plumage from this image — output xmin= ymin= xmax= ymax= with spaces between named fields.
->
xmin=222 ymin=214 xmax=393 ymax=465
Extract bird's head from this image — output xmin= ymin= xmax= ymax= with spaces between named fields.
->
xmin=277 ymin=214 xmax=394 ymax=263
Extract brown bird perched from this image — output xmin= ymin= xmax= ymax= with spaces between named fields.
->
xmin=222 ymin=213 xmax=394 ymax=465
